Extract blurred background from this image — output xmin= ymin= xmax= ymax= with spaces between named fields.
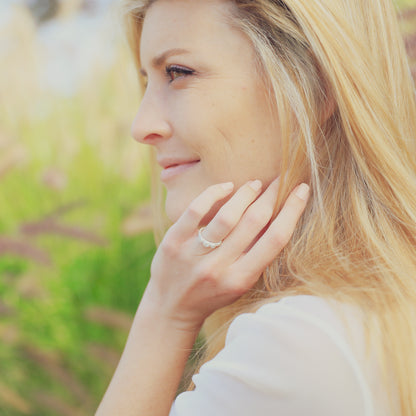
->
xmin=0 ymin=0 xmax=415 ymax=415
xmin=1 ymin=1 xmax=154 ymax=415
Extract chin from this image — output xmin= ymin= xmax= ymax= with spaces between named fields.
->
xmin=165 ymin=196 xmax=188 ymax=223
xmin=163 ymin=180 xmax=207 ymax=223
xmin=163 ymin=181 xmax=222 ymax=224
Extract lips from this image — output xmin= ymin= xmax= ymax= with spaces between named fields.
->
xmin=157 ymin=157 xmax=199 ymax=169
xmin=158 ymin=158 xmax=200 ymax=181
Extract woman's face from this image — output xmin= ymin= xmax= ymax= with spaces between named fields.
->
xmin=132 ymin=0 xmax=282 ymax=221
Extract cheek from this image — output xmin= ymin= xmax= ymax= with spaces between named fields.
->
xmin=168 ymin=82 xmax=281 ymax=185
xmin=171 ymin=79 xmax=247 ymax=129
xmin=204 ymin=105 xmax=281 ymax=184
xmin=171 ymin=92 xmax=233 ymax=159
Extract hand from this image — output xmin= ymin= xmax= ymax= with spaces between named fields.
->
xmin=140 ymin=178 xmax=310 ymax=332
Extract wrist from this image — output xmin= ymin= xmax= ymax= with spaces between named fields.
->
xmin=138 ymin=284 xmax=206 ymax=334
xmin=136 ymin=295 xmax=203 ymax=338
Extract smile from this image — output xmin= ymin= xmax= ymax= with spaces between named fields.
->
xmin=159 ymin=160 xmax=200 ymax=182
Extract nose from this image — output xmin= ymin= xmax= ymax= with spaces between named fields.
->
xmin=131 ymin=91 xmax=173 ymax=144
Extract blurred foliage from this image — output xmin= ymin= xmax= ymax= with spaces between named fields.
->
xmin=0 ymin=3 xmax=155 ymax=415
xmin=27 ymin=0 xmax=59 ymax=23
xmin=0 ymin=1 xmax=415 ymax=415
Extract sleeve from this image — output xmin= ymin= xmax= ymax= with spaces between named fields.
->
xmin=169 ymin=297 xmax=373 ymax=416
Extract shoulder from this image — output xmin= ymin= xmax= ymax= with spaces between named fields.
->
xmin=220 ymin=296 xmax=372 ymax=411
xmin=226 ymin=295 xmax=367 ymax=366
xmin=172 ymin=296 xmax=390 ymax=416
xmin=227 ymin=295 xmax=362 ymax=345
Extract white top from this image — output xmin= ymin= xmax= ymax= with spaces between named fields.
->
xmin=170 ymin=296 xmax=397 ymax=416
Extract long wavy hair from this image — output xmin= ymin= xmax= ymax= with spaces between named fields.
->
xmin=122 ymin=0 xmax=416 ymax=413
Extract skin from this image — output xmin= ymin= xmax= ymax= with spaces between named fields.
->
xmin=96 ymin=1 xmax=309 ymax=415
xmin=132 ymin=0 xmax=282 ymax=223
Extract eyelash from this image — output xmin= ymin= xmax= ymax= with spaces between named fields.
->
xmin=165 ymin=65 xmax=195 ymax=83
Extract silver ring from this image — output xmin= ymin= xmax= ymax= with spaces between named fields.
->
xmin=198 ymin=227 xmax=222 ymax=249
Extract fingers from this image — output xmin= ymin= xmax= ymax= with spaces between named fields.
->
xmin=217 ymin=177 xmax=281 ymax=257
xmin=200 ymin=180 xmax=263 ymax=244
xmin=154 ymin=179 xmax=309 ymax=327
xmin=171 ymin=178 xmax=308 ymax=278
xmin=171 ymin=182 xmax=235 ymax=239
xmin=233 ymin=183 xmax=310 ymax=281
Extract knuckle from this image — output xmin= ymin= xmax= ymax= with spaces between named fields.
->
xmin=260 ymin=206 xmax=274 ymax=221
xmin=195 ymin=263 xmax=219 ymax=283
xmin=245 ymin=208 xmax=270 ymax=227
xmin=160 ymin=238 xmax=180 ymax=257
xmin=270 ymin=230 xmax=291 ymax=248
xmin=186 ymin=203 xmax=202 ymax=221
xmin=225 ymin=277 xmax=249 ymax=297
xmin=229 ymin=283 xmax=247 ymax=297
xmin=216 ymin=213 xmax=235 ymax=230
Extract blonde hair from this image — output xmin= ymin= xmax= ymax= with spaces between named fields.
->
xmin=122 ymin=0 xmax=416 ymax=413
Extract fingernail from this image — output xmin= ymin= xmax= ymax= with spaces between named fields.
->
xmin=249 ymin=180 xmax=262 ymax=192
xmin=295 ymin=183 xmax=310 ymax=201
xmin=221 ymin=182 xmax=234 ymax=191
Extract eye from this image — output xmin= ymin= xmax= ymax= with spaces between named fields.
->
xmin=165 ymin=65 xmax=195 ymax=83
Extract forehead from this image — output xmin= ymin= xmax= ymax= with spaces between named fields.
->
xmin=139 ymin=0 xmax=242 ymax=64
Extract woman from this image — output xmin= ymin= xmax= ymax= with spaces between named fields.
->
xmin=97 ymin=0 xmax=416 ymax=415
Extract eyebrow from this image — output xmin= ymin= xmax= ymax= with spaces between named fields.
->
xmin=140 ymin=48 xmax=191 ymax=76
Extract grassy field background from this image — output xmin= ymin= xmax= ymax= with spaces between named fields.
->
xmin=1 ymin=1 xmax=416 ymax=415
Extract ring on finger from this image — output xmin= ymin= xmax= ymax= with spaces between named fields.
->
xmin=198 ymin=227 xmax=223 ymax=249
